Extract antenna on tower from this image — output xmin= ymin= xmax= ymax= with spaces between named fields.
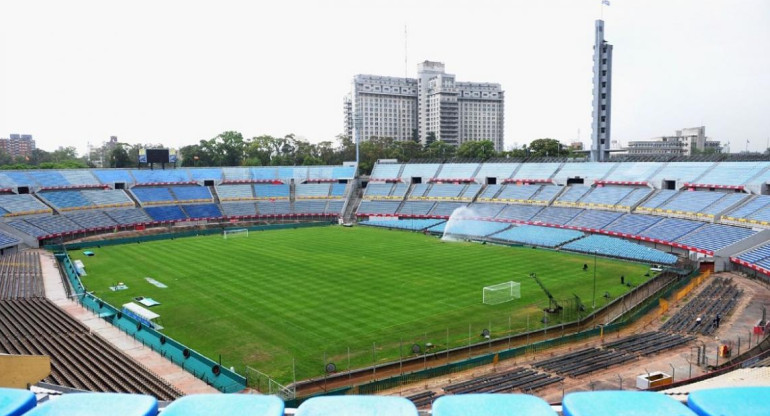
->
xmin=404 ymin=24 xmax=408 ymax=78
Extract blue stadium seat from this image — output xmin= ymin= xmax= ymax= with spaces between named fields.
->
xmin=188 ymin=168 xmax=223 ymax=182
xmin=492 ymin=225 xmax=583 ymax=247
xmin=295 ymin=396 xmax=418 ymax=416
xmin=25 ymin=393 xmax=157 ymax=416
xmin=361 ymin=218 xmax=445 ymax=231
xmin=0 ymin=387 xmax=36 ymax=416
xmin=145 ymin=205 xmax=188 ymax=221
xmin=562 ymin=235 xmax=677 ymax=264
xmin=183 ymin=204 xmax=222 ymax=218
xmin=563 ymin=391 xmax=697 ymax=416
xmin=688 ymin=387 xmax=770 ymax=416
xmin=433 ymin=394 xmax=556 ymax=416
xmin=162 ymin=394 xmax=284 ymax=416
xmin=170 ymin=186 xmax=212 ymax=202
xmin=370 ymin=163 xmax=403 ymax=180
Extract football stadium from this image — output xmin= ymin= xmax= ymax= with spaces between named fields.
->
xmin=2 ymin=159 xmax=770 ymax=415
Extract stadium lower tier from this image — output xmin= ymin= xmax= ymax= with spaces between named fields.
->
xmin=2 ymin=387 xmax=767 ymax=416
xmin=361 ymin=219 xmax=677 ymax=264
xmin=357 ymin=204 xmax=760 ymax=256
xmin=1 ymin=200 xmax=345 ymax=241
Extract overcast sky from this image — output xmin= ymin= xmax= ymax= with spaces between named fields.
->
xmin=1 ymin=0 xmax=768 ymax=155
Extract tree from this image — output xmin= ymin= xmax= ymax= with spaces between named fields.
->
xmin=425 ymin=132 xmax=437 ymax=148
xmin=528 ymin=138 xmax=569 ymax=157
xmin=425 ymin=140 xmax=455 ymax=159
xmin=109 ymin=145 xmax=131 ymax=168
xmin=456 ymin=140 xmax=497 ymax=160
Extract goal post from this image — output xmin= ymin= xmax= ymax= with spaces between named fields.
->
xmin=223 ymin=228 xmax=249 ymax=239
xmin=483 ymin=281 xmax=521 ymax=305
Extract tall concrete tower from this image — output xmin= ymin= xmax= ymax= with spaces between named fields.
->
xmin=591 ymin=19 xmax=613 ymax=162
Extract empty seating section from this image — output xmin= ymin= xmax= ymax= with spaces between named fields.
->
xmin=531 ymin=207 xmax=583 ymax=225
xmin=469 ymin=203 xmax=506 ymax=218
xmin=183 ymin=204 xmax=222 ymax=219
xmin=81 ymin=189 xmax=134 ymax=208
xmin=676 ymin=224 xmax=756 ymax=253
xmin=604 ymin=162 xmax=659 ymax=182
xmin=408 ymin=183 xmax=428 ymax=198
xmin=492 ymin=225 xmax=583 ymax=247
xmin=399 ymin=201 xmax=435 ymax=215
xmin=293 ymin=200 xmax=328 ymax=214
xmin=223 ymin=167 xmax=252 ymax=181
xmin=59 ymin=170 xmax=100 ymax=186
xmin=296 ymin=184 xmax=331 ymax=198
xmin=436 ymin=163 xmax=479 ymax=179
xmin=216 ymin=185 xmax=255 ymax=201
xmin=220 ymin=202 xmax=257 ymax=217
xmin=723 ymin=195 xmax=770 ymax=221
xmin=660 ymin=278 xmax=742 ymax=336
xmin=144 ymin=205 xmax=187 ymax=221
xmin=460 ymin=184 xmax=481 ymax=199
xmin=131 ymin=187 xmax=175 ymax=204
xmin=27 ymin=171 xmax=69 ymax=187
xmin=131 ymin=169 xmax=190 ymax=184
xmin=188 ymin=168 xmax=223 ymax=182
xmin=496 ymin=185 xmax=540 ymax=202
xmin=0 ymin=230 xmax=20 ymax=247
xmin=638 ymin=218 xmax=705 ymax=241
xmin=254 ymin=184 xmax=290 ymax=199
xmin=474 ymin=163 xmax=518 ymax=182
xmin=400 ymin=164 xmax=440 ymax=181
xmin=637 ymin=190 xmax=678 ymax=210
xmin=0 ymin=194 xmax=51 ymax=216
xmin=562 ymin=235 xmax=677 ymax=264
xmin=742 ymin=205 xmax=770 ymax=225
xmin=331 ymin=166 xmax=356 ymax=179
xmin=256 ymin=201 xmax=292 ymax=215
xmin=169 ymin=186 xmax=212 ymax=202
xmin=330 ymin=183 xmax=347 ymax=197
xmin=616 ymin=187 xmax=653 ymax=208
xmin=648 ymin=162 xmax=713 ymax=185
xmin=555 ymin=186 xmax=591 ymax=203
xmin=478 ymin=184 xmax=502 ymax=200
xmin=306 ymin=166 xmax=333 ymax=181
xmin=40 ymin=191 xmax=92 ymax=210
xmin=696 ymin=161 xmax=770 ymax=185
xmin=24 ymin=215 xmax=81 ymax=235
xmin=495 ymin=204 xmax=543 ymax=221
xmin=513 ymin=163 xmax=559 ymax=180
xmin=93 ymin=170 xmax=134 ymax=185
xmin=426 ymin=184 xmax=465 ymax=199
xmin=370 ymin=163 xmax=403 ymax=180
xmin=104 ymin=208 xmax=153 ymax=225
xmin=700 ymin=193 xmax=748 ymax=215
xmin=326 ymin=200 xmax=344 ymax=214
xmin=530 ymin=186 xmax=561 ymax=202
xmin=361 ymin=218 xmax=445 ymax=231
xmin=357 ymin=201 xmax=400 ymax=215
xmin=364 ymin=183 xmax=393 ymax=199
xmin=391 ymin=183 xmax=409 ymax=199
xmin=659 ymin=191 xmax=725 ymax=214
xmin=65 ymin=211 xmax=118 ymax=229
xmin=567 ymin=210 xmax=623 ymax=229
xmin=604 ymin=214 xmax=662 ymax=235
xmin=429 ymin=219 xmax=511 ymax=237
xmin=7 ymin=220 xmax=47 ymax=238
xmin=0 ymin=172 xmax=30 ymax=188
xmin=0 ymin=252 xmax=41 ymax=299
xmin=579 ymin=186 xmax=634 ymax=207
xmin=553 ymin=162 xmax=615 ymax=183
xmin=737 ymin=242 xmax=770 ymax=267
xmin=431 ymin=202 xmax=467 ymax=217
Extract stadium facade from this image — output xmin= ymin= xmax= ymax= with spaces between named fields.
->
xmin=344 ymin=61 xmax=505 ymax=151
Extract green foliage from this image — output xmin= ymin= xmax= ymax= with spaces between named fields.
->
xmin=528 ymin=138 xmax=570 ymax=157
xmin=109 ymin=145 xmax=131 ymax=168
xmin=71 ymin=226 xmax=646 ymax=382
xmin=456 ymin=140 xmax=496 ymax=159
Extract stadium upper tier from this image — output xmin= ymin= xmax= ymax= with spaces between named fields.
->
xmin=4 ymin=387 xmax=768 ymax=416
xmin=369 ymin=160 xmax=770 ymax=190
xmin=0 ymin=165 xmax=356 ymax=189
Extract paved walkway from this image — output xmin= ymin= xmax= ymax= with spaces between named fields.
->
xmin=38 ymin=250 xmax=219 ymax=395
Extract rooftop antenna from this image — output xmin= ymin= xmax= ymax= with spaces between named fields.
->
xmin=404 ymin=24 xmax=408 ymax=78
xmin=600 ymin=0 xmax=610 ymax=19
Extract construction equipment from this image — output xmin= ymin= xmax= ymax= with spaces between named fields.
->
xmin=529 ymin=273 xmax=562 ymax=313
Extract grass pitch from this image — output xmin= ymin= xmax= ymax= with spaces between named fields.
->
xmin=71 ymin=225 xmax=650 ymax=382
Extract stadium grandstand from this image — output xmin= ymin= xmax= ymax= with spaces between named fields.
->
xmin=3 ymin=160 xmax=770 ymax=414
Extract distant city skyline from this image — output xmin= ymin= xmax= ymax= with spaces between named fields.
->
xmin=0 ymin=0 xmax=768 ymax=155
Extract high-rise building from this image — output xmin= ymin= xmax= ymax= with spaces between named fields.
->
xmin=0 ymin=134 xmax=36 ymax=159
xmin=591 ymin=20 xmax=613 ymax=162
xmin=344 ymin=61 xmax=505 ymax=151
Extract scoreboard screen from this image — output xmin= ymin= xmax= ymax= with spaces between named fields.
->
xmin=139 ymin=148 xmax=174 ymax=163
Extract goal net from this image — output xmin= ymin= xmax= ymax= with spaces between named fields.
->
xmin=223 ymin=228 xmax=249 ymax=239
xmin=483 ymin=281 xmax=521 ymax=305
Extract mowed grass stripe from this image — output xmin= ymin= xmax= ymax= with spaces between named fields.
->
xmin=71 ymin=226 xmax=649 ymax=382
